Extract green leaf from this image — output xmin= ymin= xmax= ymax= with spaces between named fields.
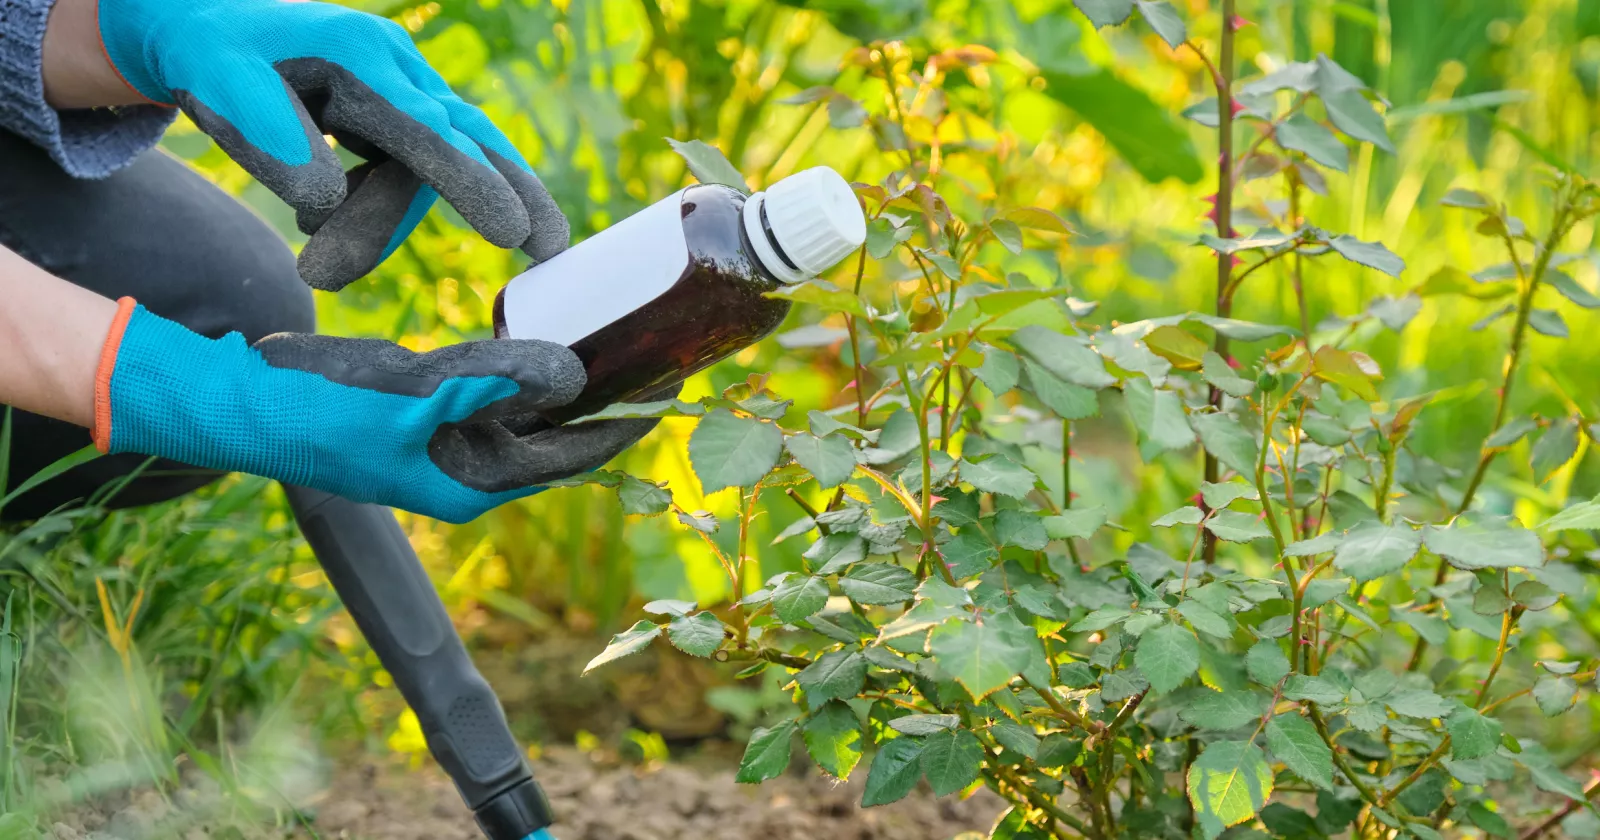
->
xmin=1072 ymin=0 xmax=1134 ymax=26
xmin=689 ymin=409 xmax=784 ymax=493
xmin=841 ymin=563 xmax=918 ymax=605
xmin=1473 ymin=579 xmax=1512 ymax=615
xmin=959 ymin=456 xmax=1039 ymax=498
xmin=996 ymin=510 xmax=1049 ymax=550
xmin=1246 ymin=640 xmax=1291 ymax=686
xmin=920 ymin=729 xmax=984 ymax=796
xmin=1301 ymin=578 xmax=1350 ymax=609
xmin=583 ymin=621 xmax=661 ymax=674
xmin=861 ymin=736 xmax=925 ymax=806
xmin=736 ymin=719 xmax=797 ymax=783
xmin=932 ymin=610 xmax=1044 ymax=700
xmin=797 ymin=651 xmax=868 ymax=707
xmin=667 ymin=612 xmax=725 ymax=657
xmin=1276 ymin=114 xmax=1349 ymax=171
xmin=772 ymin=575 xmax=829 ymax=623
xmin=1486 ymin=416 xmax=1538 ymax=449
xmin=1202 ymin=480 xmax=1259 ymax=510
xmin=1333 ymin=523 xmax=1422 ymax=582
xmin=1468 ymin=803 xmax=1513 ymax=839
xmin=990 ymin=721 xmax=1040 ymax=759
xmin=803 ymin=701 xmax=864 ymax=779
xmin=1423 ymin=519 xmax=1543 ymax=571
xmin=1266 ymin=714 xmax=1334 ymax=790
xmin=1188 ymin=741 xmax=1274 ymax=832
xmin=1533 ymin=675 xmax=1579 ymax=716
xmin=1180 ymin=690 xmax=1270 ymax=731
xmin=1179 ymin=600 xmax=1233 ymax=638
xmin=1039 ymin=69 xmax=1204 ymax=184
xmin=1136 ymin=621 xmax=1200 ymax=694
xmin=1124 ymin=378 xmax=1196 ymax=452
xmin=1530 ymin=309 xmax=1569 ymax=338
xmin=1069 ymin=607 xmax=1132 ymax=633
xmin=666 ymin=137 xmax=749 ymax=190
xmin=1021 ymin=359 xmax=1101 ymax=420
xmin=974 ymin=346 xmax=1021 ymax=395
xmin=1447 ymin=708 xmax=1503 ymax=760
xmin=889 ymin=714 xmax=960 ymax=736
xmin=988 ymin=219 xmax=1024 ymax=254
xmin=1203 ymin=351 xmax=1256 ymax=398
xmin=1441 ymin=188 xmax=1493 ymax=209
xmin=1514 ymin=580 xmax=1559 ymax=611
xmin=1368 ymin=294 xmax=1422 ymax=331
xmin=805 ymin=533 xmax=868 ymax=575
xmin=643 ymin=599 xmax=696 ymax=617
xmin=617 ymin=476 xmax=673 ymax=515
xmin=1154 ymin=506 xmax=1205 ymax=527
xmin=1284 ymin=530 xmax=1345 ymax=557
xmin=1283 ymin=675 xmax=1345 ymax=705
xmin=1540 ymin=495 xmax=1600 ymax=531
xmin=1144 ymin=325 xmax=1208 ymax=370
xmin=1008 ymin=326 xmax=1117 ymax=389
xmin=785 ymin=433 xmax=858 ymax=489
xmin=1532 ymin=418 xmax=1580 ymax=484
xmin=1548 ymin=271 xmax=1600 ymax=308
xmin=1328 ymin=235 xmax=1405 ymax=278
xmin=1135 ymin=0 xmax=1186 ymax=46
xmin=939 ymin=530 xmax=999 ymax=578
xmin=1206 ymin=510 xmax=1273 ymax=543
xmin=1192 ymin=413 xmax=1259 ymax=477
xmin=1314 ymin=56 xmax=1394 ymax=152
xmin=1386 ymin=690 xmax=1453 ymax=719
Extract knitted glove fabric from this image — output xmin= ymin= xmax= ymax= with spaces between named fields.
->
xmin=94 ymin=300 xmax=657 ymax=524
xmin=96 ymin=0 xmax=568 ymax=291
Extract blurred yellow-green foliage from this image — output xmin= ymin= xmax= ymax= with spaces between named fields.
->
xmin=52 ymin=0 xmax=1600 ymax=784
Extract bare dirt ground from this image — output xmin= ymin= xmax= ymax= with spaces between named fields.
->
xmin=307 ymin=747 xmax=1005 ymax=840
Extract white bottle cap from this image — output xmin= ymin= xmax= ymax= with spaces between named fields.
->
xmin=742 ymin=166 xmax=867 ymax=284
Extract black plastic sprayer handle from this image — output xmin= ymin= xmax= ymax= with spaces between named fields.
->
xmin=284 ymin=485 xmax=553 ymax=840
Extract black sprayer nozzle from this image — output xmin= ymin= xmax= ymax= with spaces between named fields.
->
xmin=474 ymin=778 xmax=555 ymax=840
xmin=285 ymin=486 xmax=555 ymax=840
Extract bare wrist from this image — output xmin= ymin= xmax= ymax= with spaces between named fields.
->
xmin=42 ymin=0 xmax=146 ymax=108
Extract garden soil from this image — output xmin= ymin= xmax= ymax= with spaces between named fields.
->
xmin=307 ymin=747 xmax=1006 ymax=840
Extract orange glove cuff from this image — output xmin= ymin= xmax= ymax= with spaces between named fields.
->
xmin=92 ymin=296 xmax=138 ymax=453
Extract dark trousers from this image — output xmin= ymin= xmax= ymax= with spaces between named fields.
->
xmin=0 ymin=132 xmax=536 ymax=823
xmin=0 ymin=131 xmax=314 ymax=517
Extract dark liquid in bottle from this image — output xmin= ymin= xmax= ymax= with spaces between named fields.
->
xmin=494 ymin=184 xmax=793 ymax=424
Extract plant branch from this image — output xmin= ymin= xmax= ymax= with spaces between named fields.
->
xmin=1519 ymin=777 xmax=1600 ymax=840
xmin=1198 ymin=0 xmax=1236 ymax=567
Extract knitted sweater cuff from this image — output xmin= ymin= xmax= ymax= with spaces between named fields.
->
xmin=0 ymin=0 xmax=175 ymax=179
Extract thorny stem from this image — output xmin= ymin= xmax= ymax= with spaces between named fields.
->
xmin=1378 ymin=607 xmax=1525 ymax=812
xmin=1193 ymin=2 xmax=1235 ymax=567
xmin=1409 ymin=196 xmax=1580 ymax=669
xmin=1025 ymin=676 xmax=1091 ymax=730
xmin=1519 ymin=777 xmax=1600 ymax=840
xmin=1288 ymin=168 xmax=1312 ymax=346
xmin=1094 ymin=691 xmax=1146 ymax=835
xmin=1063 ymin=420 xmax=1083 ymax=568
xmin=1308 ymin=705 xmax=1383 ymax=809
xmin=984 ymin=746 xmax=1097 ymax=839
xmin=1476 ymin=606 xmax=1522 ymax=710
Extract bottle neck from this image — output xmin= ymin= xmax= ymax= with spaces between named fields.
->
xmin=741 ymin=192 xmax=809 ymax=285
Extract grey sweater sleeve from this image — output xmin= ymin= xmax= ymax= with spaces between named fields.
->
xmin=0 ymin=0 xmax=174 ymax=179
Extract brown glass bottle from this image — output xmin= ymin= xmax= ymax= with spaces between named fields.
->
xmin=493 ymin=167 xmax=865 ymax=424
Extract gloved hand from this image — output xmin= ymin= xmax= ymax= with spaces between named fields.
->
xmin=92 ymin=299 xmax=658 ymax=524
xmin=96 ymin=0 xmax=567 ymax=291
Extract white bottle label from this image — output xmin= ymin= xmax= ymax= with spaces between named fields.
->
xmin=501 ymin=188 xmax=691 ymax=346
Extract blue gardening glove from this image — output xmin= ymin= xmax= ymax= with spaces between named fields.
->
xmin=91 ymin=299 xmax=659 ymax=524
xmin=97 ymin=0 xmax=568 ymax=291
